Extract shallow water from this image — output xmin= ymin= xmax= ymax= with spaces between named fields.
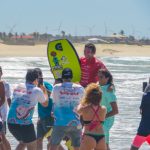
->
xmin=1 ymin=56 xmax=150 ymax=150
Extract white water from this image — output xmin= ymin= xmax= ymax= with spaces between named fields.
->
xmin=1 ymin=56 xmax=150 ymax=150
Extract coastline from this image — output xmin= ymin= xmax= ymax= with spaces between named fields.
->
xmin=0 ymin=43 xmax=150 ymax=57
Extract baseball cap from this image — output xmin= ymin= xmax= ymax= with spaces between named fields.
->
xmin=62 ymin=68 xmax=73 ymax=79
xmin=44 ymin=81 xmax=53 ymax=92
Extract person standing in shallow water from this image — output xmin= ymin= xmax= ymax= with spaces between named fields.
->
xmin=35 ymin=68 xmax=54 ymax=150
xmin=98 ymin=69 xmax=118 ymax=150
xmin=77 ymin=83 xmax=107 ymax=150
xmin=7 ymin=69 xmax=48 ymax=150
xmin=0 ymin=66 xmax=11 ymax=150
xmin=49 ymin=68 xmax=84 ymax=150
xmin=80 ymin=43 xmax=107 ymax=88
xmin=130 ymin=82 xmax=150 ymax=150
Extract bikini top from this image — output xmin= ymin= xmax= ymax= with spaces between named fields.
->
xmin=82 ymin=106 xmax=104 ymax=131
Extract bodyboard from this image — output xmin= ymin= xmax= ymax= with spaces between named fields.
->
xmin=47 ymin=39 xmax=81 ymax=82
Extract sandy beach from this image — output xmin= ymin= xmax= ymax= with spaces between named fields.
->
xmin=0 ymin=43 xmax=150 ymax=57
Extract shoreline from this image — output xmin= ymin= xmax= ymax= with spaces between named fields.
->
xmin=0 ymin=43 xmax=150 ymax=57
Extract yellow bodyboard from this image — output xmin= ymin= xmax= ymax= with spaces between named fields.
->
xmin=47 ymin=39 xmax=81 ymax=82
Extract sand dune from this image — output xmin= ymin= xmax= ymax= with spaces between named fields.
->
xmin=0 ymin=43 xmax=150 ymax=57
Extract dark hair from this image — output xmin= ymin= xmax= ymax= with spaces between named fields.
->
xmin=62 ymin=68 xmax=73 ymax=79
xmin=85 ymin=43 xmax=96 ymax=53
xmin=34 ymin=68 xmax=43 ymax=78
xmin=81 ymin=83 xmax=102 ymax=105
xmin=99 ymin=69 xmax=113 ymax=85
xmin=26 ymin=69 xmax=38 ymax=83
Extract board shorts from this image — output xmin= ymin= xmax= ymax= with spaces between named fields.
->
xmin=8 ymin=123 xmax=36 ymax=143
xmin=132 ymin=134 xmax=150 ymax=148
xmin=37 ymin=116 xmax=54 ymax=139
xmin=50 ymin=126 xmax=81 ymax=147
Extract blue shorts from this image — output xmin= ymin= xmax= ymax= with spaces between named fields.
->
xmin=50 ymin=126 xmax=81 ymax=147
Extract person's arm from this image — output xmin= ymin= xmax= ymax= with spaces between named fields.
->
xmin=76 ymin=104 xmax=85 ymax=115
xmin=0 ymin=81 xmax=5 ymax=107
xmin=106 ymin=102 xmax=118 ymax=118
xmin=139 ymin=94 xmax=145 ymax=115
xmin=100 ymin=106 xmax=107 ymax=121
xmin=107 ymin=83 xmax=115 ymax=92
xmin=37 ymin=85 xmax=48 ymax=107
xmin=7 ymin=98 xmax=11 ymax=107
xmin=5 ymin=83 xmax=11 ymax=107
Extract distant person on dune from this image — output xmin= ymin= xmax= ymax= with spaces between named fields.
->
xmin=80 ymin=43 xmax=107 ymax=87
xmin=130 ymin=81 xmax=150 ymax=150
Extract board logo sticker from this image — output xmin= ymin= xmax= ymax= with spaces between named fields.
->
xmin=55 ymin=43 xmax=63 ymax=51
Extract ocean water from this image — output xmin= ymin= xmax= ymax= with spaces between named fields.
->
xmin=0 ymin=56 xmax=150 ymax=150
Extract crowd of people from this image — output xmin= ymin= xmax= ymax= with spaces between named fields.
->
xmin=0 ymin=43 xmax=149 ymax=150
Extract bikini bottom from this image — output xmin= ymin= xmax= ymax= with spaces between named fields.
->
xmin=84 ymin=133 xmax=105 ymax=143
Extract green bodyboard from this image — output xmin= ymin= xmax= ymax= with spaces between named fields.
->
xmin=47 ymin=39 xmax=81 ymax=82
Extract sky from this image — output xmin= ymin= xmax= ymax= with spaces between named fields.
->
xmin=0 ymin=0 xmax=150 ymax=38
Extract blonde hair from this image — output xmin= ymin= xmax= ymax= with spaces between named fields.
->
xmin=81 ymin=83 xmax=102 ymax=105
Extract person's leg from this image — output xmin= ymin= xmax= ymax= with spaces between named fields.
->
xmin=104 ymin=130 xmax=110 ymax=150
xmin=0 ymin=121 xmax=11 ymax=150
xmin=37 ymin=119 xmax=45 ymax=150
xmin=26 ymin=140 xmax=37 ymax=150
xmin=80 ymin=134 xmax=96 ymax=150
xmin=0 ymin=133 xmax=11 ymax=150
xmin=95 ymin=136 xmax=107 ymax=150
xmin=15 ymin=142 xmax=26 ymax=150
xmin=49 ymin=126 xmax=66 ymax=150
xmin=37 ymin=138 xmax=43 ymax=150
xmin=103 ymin=118 xmax=114 ymax=150
xmin=21 ymin=124 xmax=36 ymax=150
xmin=130 ymin=135 xmax=146 ymax=150
xmin=68 ymin=127 xmax=81 ymax=150
xmin=48 ymin=136 xmax=65 ymax=150
xmin=8 ymin=123 xmax=26 ymax=150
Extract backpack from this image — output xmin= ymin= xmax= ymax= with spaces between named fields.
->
xmin=0 ymin=81 xmax=5 ymax=107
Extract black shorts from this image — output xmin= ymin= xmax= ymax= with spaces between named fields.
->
xmin=8 ymin=123 xmax=36 ymax=143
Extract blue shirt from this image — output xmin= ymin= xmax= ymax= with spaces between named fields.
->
xmin=100 ymin=84 xmax=117 ymax=129
xmin=51 ymin=82 xmax=84 ymax=126
xmin=7 ymin=83 xmax=46 ymax=125
xmin=38 ymin=97 xmax=53 ymax=119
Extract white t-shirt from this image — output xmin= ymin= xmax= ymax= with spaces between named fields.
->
xmin=7 ymin=83 xmax=46 ymax=125
xmin=0 ymin=81 xmax=11 ymax=121
xmin=51 ymin=82 xmax=84 ymax=126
